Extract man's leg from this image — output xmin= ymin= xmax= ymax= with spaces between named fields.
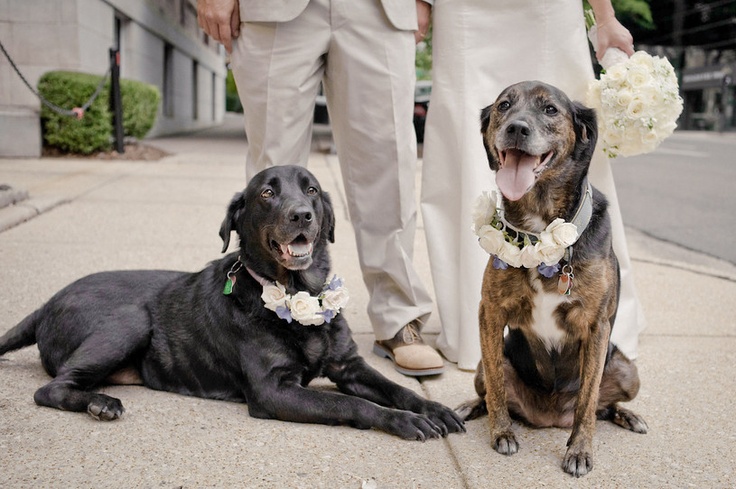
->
xmin=324 ymin=0 xmax=442 ymax=376
xmin=230 ymin=4 xmax=329 ymax=180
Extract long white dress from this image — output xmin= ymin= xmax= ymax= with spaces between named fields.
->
xmin=421 ymin=0 xmax=646 ymax=370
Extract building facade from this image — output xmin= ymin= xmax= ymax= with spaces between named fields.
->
xmin=679 ymin=54 xmax=736 ymax=132
xmin=0 ymin=0 xmax=227 ymax=157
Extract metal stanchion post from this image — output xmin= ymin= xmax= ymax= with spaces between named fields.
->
xmin=110 ymin=48 xmax=124 ymax=153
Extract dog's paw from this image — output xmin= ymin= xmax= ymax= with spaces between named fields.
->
xmin=422 ymin=402 xmax=466 ymax=436
xmin=613 ymin=407 xmax=648 ymax=434
xmin=383 ymin=411 xmax=443 ymax=442
xmin=492 ymin=430 xmax=519 ymax=455
xmin=455 ymin=398 xmax=487 ymax=421
xmin=87 ymin=395 xmax=125 ymax=421
xmin=562 ymin=448 xmax=593 ymax=477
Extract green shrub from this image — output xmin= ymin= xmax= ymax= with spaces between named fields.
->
xmin=38 ymin=71 xmax=112 ymax=154
xmin=38 ymin=71 xmax=160 ymax=155
xmin=120 ymin=78 xmax=160 ymax=139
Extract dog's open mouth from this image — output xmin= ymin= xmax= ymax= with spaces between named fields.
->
xmin=271 ymin=234 xmax=314 ymax=269
xmin=496 ymin=148 xmax=554 ymax=201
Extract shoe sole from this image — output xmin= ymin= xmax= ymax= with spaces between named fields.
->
xmin=372 ymin=342 xmax=445 ymax=377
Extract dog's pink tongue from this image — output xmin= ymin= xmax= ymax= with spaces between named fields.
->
xmin=496 ymin=151 xmax=538 ymax=201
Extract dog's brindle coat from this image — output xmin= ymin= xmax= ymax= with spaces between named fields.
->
xmin=0 ymin=165 xmax=464 ymax=441
xmin=460 ymin=81 xmax=647 ymax=477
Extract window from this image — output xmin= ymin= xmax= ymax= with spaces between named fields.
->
xmin=192 ymin=60 xmax=199 ymax=120
xmin=163 ymin=44 xmax=174 ymax=117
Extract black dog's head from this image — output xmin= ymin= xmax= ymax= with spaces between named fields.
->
xmin=219 ymin=165 xmax=335 ymax=288
xmin=480 ymin=81 xmax=597 ymax=202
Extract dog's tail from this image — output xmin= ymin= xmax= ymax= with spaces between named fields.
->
xmin=455 ymin=397 xmax=488 ymax=421
xmin=0 ymin=309 xmax=41 ymax=357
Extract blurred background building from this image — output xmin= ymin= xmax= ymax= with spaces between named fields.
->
xmin=0 ymin=0 xmax=226 ymax=157
xmin=1 ymin=0 xmax=735 ymax=158
xmin=630 ymin=0 xmax=736 ymax=131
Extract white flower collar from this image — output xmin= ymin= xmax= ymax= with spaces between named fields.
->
xmin=222 ymin=258 xmax=349 ymax=326
xmin=473 ymin=180 xmax=593 ymax=277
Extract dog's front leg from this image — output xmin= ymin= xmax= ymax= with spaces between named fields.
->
xmin=479 ymin=301 xmax=518 ymax=455
xmin=562 ymin=319 xmax=610 ymax=477
xmin=248 ymin=380 xmax=449 ymax=441
xmin=328 ymin=357 xmax=465 ymax=436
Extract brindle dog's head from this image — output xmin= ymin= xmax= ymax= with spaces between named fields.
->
xmin=480 ymin=81 xmax=597 ymax=203
xmin=219 ymin=165 xmax=335 ymax=290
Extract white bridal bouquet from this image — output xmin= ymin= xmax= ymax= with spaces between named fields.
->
xmin=585 ymin=10 xmax=683 ymax=158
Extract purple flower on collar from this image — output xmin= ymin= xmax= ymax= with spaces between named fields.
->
xmin=320 ymin=309 xmax=336 ymax=323
xmin=325 ymin=275 xmax=343 ymax=291
xmin=492 ymin=256 xmax=509 ymax=270
xmin=537 ymin=262 xmax=560 ymax=278
xmin=275 ymin=305 xmax=293 ymax=323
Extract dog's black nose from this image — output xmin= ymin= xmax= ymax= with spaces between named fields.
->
xmin=290 ymin=207 xmax=313 ymax=223
xmin=506 ymin=120 xmax=531 ymax=138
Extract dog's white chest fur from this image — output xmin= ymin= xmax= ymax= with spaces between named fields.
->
xmin=529 ymin=275 xmax=568 ymax=350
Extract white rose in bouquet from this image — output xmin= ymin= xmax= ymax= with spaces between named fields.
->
xmin=586 ymin=11 xmax=683 ymax=158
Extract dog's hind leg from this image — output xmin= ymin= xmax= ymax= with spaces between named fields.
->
xmin=596 ymin=346 xmax=648 ymax=434
xmin=34 ymin=377 xmax=125 ymax=421
xmin=34 ymin=329 xmax=147 ymax=420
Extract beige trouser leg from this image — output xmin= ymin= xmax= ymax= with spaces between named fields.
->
xmin=231 ymin=0 xmax=433 ymax=340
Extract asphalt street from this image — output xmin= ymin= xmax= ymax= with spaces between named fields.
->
xmin=611 ymin=131 xmax=736 ymax=265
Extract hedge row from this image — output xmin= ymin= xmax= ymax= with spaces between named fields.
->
xmin=38 ymin=71 xmax=160 ymax=155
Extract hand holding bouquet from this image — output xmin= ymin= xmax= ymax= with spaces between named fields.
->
xmin=585 ymin=10 xmax=683 ymax=158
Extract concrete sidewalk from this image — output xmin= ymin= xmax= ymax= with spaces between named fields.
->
xmin=0 ymin=115 xmax=734 ymax=488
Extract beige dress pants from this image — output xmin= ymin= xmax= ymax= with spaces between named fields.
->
xmin=422 ymin=0 xmax=646 ymax=369
xmin=230 ymin=0 xmax=433 ymax=340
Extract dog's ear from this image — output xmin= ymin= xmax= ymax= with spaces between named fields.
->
xmin=480 ymin=104 xmax=493 ymax=135
xmin=219 ymin=191 xmax=246 ymax=253
xmin=571 ymin=101 xmax=598 ymax=162
xmin=480 ymin=104 xmax=499 ymax=170
xmin=320 ymin=190 xmax=336 ymax=243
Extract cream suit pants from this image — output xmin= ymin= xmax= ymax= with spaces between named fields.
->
xmin=230 ymin=0 xmax=433 ymax=340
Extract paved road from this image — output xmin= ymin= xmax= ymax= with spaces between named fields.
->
xmin=611 ymin=131 xmax=736 ymax=265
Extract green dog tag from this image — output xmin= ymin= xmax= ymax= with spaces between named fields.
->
xmin=223 ymin=277 xmax=235 ymax=295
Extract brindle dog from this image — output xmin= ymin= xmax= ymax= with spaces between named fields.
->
xmin=458 ymin=81 xmax=647 ymax=477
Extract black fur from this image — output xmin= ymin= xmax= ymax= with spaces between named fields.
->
xmin=0 ymin=165 xmax=464 ymax=441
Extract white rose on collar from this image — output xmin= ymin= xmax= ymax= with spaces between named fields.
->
xmin=321 ymin=287 xmax=349 ymax=312
xmin=546 ymin=218 xmax=578 ymax=248
xmin=261 ymin=282 xmax=288 ymax=312
xmin=478 ymin=224 xmax=506 ymax=256
xmin=288 ymin=292 xmax=324 ymax=326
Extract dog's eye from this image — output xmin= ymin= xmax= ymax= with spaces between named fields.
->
xmin=306 ymin=186 xmax=319 ymax=196
xmin=498 ymin=101 xmax=511 ymax=112
xmin=261 ymin=189 xmax=274 ymax=199
xmin=544 ymin=105 xmax=558 ymax=115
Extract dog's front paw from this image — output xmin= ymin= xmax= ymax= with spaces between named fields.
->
xmin=423 ymin=402 xmax=466 ymax=436
xmin=562 ymin=447 xmax=593 ymax=477
xmin=492 ymin=430 xmax=519 ymax=455
xmin=87 ymin=394 xmax=125 ymax=421
xmin=383 ymin=410 xmax=443 ymax=441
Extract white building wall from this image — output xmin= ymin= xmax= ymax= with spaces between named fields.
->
xmin=0 ymin=0 xmax=226 ymax=157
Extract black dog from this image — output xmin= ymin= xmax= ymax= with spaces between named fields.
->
xmin=0 ymin=165 xmax=464 ymax=441
xmin=458 ymin=82 xmax=646 ymax=476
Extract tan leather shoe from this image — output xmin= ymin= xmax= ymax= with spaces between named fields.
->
xmin=373 ymin=321 xmax=445 ymax=376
